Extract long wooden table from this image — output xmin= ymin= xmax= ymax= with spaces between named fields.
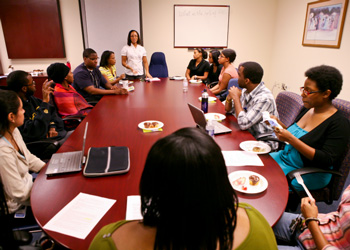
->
xmin=31 ymin=78 xmax=288 ymax=249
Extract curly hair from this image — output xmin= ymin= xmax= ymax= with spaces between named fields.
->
xmin=305 ymin=65 xmax=342 ymax=100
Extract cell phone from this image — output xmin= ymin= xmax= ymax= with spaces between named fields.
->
xmin=14 ymin=206 xmax=27 ymax=218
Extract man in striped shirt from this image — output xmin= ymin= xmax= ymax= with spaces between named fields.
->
xmin=225 ymin=61 xmax=278 ymax=142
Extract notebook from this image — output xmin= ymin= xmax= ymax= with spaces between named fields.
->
xmin=188 ymin=103 xmax=232 ymax=135
xmin=45 ymin=122 xmax=88 ymax=176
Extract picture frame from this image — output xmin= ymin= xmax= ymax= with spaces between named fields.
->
xmin=302 ymin=0 xmax=349 ymax=48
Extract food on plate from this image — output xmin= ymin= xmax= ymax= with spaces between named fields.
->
xmin=144 ymin=122 xmax=159 ymax=129
xmin=232 ymin=177 xmax=246 ymax=187
xmin=249 ymin=175 xmax=260 ymax=186
xmin=214 ymin=114 xmax=221 ymax=120
xmin=252 ymin=146 xmax=264 ymax=152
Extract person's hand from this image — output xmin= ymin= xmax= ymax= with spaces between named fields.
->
xmin=273 ymin=127 xmax=293 ymax=142
xmin=228 ymin=86 xmax=242 ymax=100
xmin=114 ymin=88 xmax=128 ymax=95
xmin=42 ymin=80 xmax=54 ymax=103
xmin=301 ymin=197 xmax=318 ymax=219
xmin=270 ymin=115 xmax=279 ymax=121
xmin=190 ymin=75 xmax=196 ymax=80
xmin=146 ymin=73 xmax=153 ymax=79
xmin=132 ymin=69 xmax=138 ymax=74
xmin=110 ymin=85 xmax=118 ymax=90
xmin=47 ymin=127 xmax=58 ymax=138
xmin=120 ymin=73 xmax=125 ymax=79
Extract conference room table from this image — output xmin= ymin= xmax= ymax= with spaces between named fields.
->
xmin=31 ymin=78 xmax=288 ymax=249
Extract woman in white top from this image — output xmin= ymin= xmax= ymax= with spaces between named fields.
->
xmin=0 ymin=90 xmax=45 ymax=214
xmin=121 ymin=30 xmax=152 ymax=80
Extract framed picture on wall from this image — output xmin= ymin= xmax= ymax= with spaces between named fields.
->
xmin=302 ymin=0 xmax=349 ymax=48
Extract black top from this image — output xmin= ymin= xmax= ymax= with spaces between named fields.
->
xmin=187 ymin=59 xmax=210 ymax=77
xmin=294 ymin=108 xmax=350 ymax=169
xmin=207 ymin=64 xmax=223 ymax=83
xmin=19 ymin=96 xmax=66 ymax=143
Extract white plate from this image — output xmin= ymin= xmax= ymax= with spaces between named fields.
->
xmin=239 ymin=140 xmax=271 ymax=154
xmin=204 ymin=113 xmax=226 ymax=121
xmin=228 ymin=170 xmax=268 ymax=194
xmin=119 ymin=80 xmax=133 ymax=85
xmin=138 ymin=120 xmax=164 ymax=131
xmin=198 ymin=96 xmax=216 ymax=102
xmin=189 ymin=79 xmax=202 ymax=84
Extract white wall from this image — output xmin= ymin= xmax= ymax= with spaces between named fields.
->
xmin=142 ymin=0 xmax=278 ymax=87
xmin=1 ymin=0 xmax=349 ymax=101
xmin=270 ymin=0 xmax=350 ymax=100
xmin=0 ymin=0 xmax=84 ymax=74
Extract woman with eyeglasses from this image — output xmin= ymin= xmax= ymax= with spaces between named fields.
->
xmin=270 ymin=65 xmax=350 ymax=191
xmin=89 ymin=127 xmax=278 ymax=250
xmin=210 ymin=49 xmax=238 ymax=95
xmin=121 ymin=30 xmax=152 ymax=80
xmin=185 ymin=48 xmax=210 ymax=82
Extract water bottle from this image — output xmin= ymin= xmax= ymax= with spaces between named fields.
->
xmin=201 ymin=89 xmax=208 ymax=113
xmin=206 ymin=119 xmax=215 ymax=137
xmin=183 ymin=79 xmax=188 ymax=93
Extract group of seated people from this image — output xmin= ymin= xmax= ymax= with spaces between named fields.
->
xmin=0 ymin=32 xmax=349 ymax=248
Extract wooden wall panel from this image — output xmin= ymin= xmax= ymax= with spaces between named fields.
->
xmin=0 ymin=0 xmax=65 ymax=59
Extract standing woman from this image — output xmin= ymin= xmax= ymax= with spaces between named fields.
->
xmin=185 ymin=48 xmax=210 ymax=81
xmin=99 ymin=50 xmax=125 ymax=86
xmin=207 ymin=49 xmax=223 ymax=87
xmin=0 ymin=90 xmax=45 ymax=217
xmin=210 ymin=49 xmax=238 ymax=95
xmin=121 ymin=30 xmax=152 ymax=80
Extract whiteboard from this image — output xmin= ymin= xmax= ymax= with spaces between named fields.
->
xmin=174 ymin=5 xmax=230 ymax=48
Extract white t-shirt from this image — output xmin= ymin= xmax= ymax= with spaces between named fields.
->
xmin=121 ymin=44 xmax=147 ymax=75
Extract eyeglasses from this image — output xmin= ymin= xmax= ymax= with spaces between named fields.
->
xmin=300 ymin=87 xmax=322 ymax=96
xmin=24 ymin=80 xmax=36 ymax=86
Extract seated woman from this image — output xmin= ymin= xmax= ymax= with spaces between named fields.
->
xmin=210 ymin=49 xmax=238 ymax=95
xmin=207 ymin=49 xmax=223 ymax=87
xmin=273 ymin=184 xmax=350 ymax=249
xmin=99 ymin=50 xmax=125 ymax=86
xmin=270 ymin=65 xmax=350 ymax=191
xmin=185 ymin=48 xmax=210 ymax=82
xmin=89 ymin=127 xmax=277 ymax=250
xmin=0 ymin=90 xmax=45 ymax=223
xmin=47 ymin=63 xmax=93 ymax=117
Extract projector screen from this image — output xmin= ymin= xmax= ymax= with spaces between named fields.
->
xmin=174 ymin=5 xmax=230 ymax=48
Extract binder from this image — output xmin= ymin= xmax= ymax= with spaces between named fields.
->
xmin=83 ymin=146 xmax=130 ymax=177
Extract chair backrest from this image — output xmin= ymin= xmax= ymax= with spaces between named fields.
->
xmin=217 ymin=78 xmax=239 ymax=101
xmin=330 ymin=98 xmax=350 ymax=199
xmin=149 ymin=52 xmax=168 ymax=78
xmin=275 ymin=91 xmax=303 ymax=128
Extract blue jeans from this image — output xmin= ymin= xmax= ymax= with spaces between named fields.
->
xmin=273 ymin=212 xmax=306 ymax=250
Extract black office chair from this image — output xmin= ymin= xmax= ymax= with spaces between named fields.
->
xmin=0 ymin=184 xmax=42 ymax=249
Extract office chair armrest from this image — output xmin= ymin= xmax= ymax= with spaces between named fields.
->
xmin=26 ymin=140 xmax=59 ymax=147
xmin=256 ymin=133 xmax=286 ymax=151
xmin=62 ymin=115 xmax=85 ymax=123
xmin=287 ymin=167 xmax=342 ymax=182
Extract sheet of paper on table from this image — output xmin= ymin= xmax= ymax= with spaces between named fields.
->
xmin=43 ymin=193 xmax=116 ymax=239
xmin=222 ymin=151 xmax=264 ymax=166
xmin=147 ymin=77 xmax=161 ymax=81
xmin=126 ymin=195 xmax=143 ymax=220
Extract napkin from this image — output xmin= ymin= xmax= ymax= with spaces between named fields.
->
xmin=142 ymin=128 xmax=163 ymax=133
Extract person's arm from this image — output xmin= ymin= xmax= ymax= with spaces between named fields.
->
xmin=101 ymin=73 xmax=118 ymax=86
xmin=185 ymin=69 xmax=191 ymax=81
xmin=122 ymin=56 xmax=137 ymax=75
xmin=194 ymin=72 xmax=209 ymax=81
xmin=210 ymin=73 xmax=231 ymax=95
xmin=274 ymin=127 xmax=316 ymax=160
xmin=301 ymin=198 xmax=333 ymax=250
xmin=226 ymin=86 xmax=243 ymax=117
xmin=270 ymin=115 xmax=287 ymax=129
xmin=0 ymin=149 xmax=33 ymax=204
xmin=143 ymin=56 xmax=152 ymax=78
xmin=83 ymin=85 xmax=128 ymax=95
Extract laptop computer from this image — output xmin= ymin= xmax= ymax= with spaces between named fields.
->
xmin=188 ymin=103 xmax=232 ymax=135
xmin=45 ymin=122 xmax=89 ymax=176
